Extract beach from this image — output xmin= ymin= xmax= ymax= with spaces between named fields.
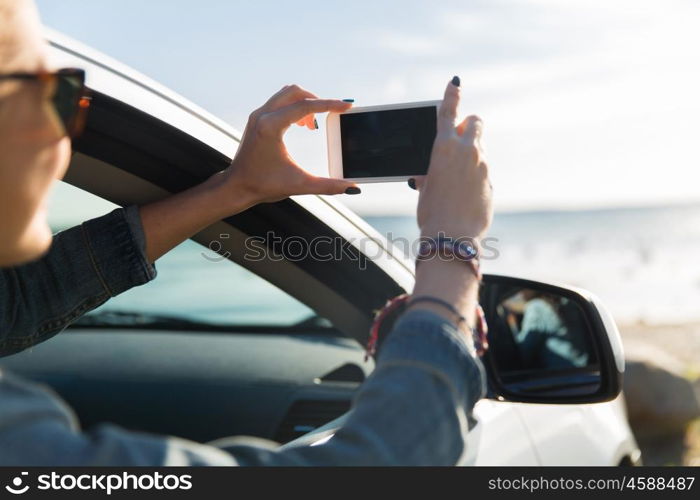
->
xmin=619 ymin=321 xmax=700 ymax=466
xmin=621 ymin=321 xmax=700 ymax=375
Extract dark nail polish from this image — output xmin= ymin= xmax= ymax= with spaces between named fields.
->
xmin=344 ymin=186 xmax=361 ymax=195
xmin=407 ymin=178 xmax=416 ymax=190
xmin=451 ymin=75 xmax=460 ymax=87
xmin=342 ymin=98 xmax=355 ymax=103
xmin=314 ymin=118 xmax=319 ymax=129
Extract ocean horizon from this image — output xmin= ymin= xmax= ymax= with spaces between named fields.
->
xmin=50 ymin=201 xmax=700 ymax=328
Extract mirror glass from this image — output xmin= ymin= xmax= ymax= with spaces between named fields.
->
xmin=487 ymin=286 xmax=602 ymax=398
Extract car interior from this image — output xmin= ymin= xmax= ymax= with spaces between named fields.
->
xmin=0 ymin=89 xmax=410 ymax=445
xmin=2 ymin=182 xmax=380 ymax=445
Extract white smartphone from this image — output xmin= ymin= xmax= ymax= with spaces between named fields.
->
xmin=327 ymin=100 xmax=441 ymax=183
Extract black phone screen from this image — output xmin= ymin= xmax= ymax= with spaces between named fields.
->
xmin=340 ymin=106 xmax=437 ymax=178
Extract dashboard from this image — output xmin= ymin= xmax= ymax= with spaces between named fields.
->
xmin=0 ymin=329 xmax=372 ymax=444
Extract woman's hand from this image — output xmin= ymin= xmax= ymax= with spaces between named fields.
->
xmin=414 ymin=79 xmax=492 ymax=240
xmin=408 ymin=77 xmax=493 ymax=327
xmin=138 ymin=85 xmax=357 ymax=263
xmin=216 ymin=84 xmax=358 ymax=211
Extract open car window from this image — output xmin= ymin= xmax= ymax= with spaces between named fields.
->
xmin=48 ymin=182 xmax=324 ymax=330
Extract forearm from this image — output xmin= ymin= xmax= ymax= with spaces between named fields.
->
xmin=409 ymin=259 xmax=480 ymax=326
xmin=138 ymin=171 xmax=256 ymax=263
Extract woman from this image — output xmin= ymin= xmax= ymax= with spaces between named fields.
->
xmin=0 ymin=0 xmax=492 ymax=465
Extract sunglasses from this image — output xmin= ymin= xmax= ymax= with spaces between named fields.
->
xmin=0 ymin=67 xmax=90 ymax=138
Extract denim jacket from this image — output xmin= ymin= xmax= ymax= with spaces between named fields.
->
xmin=0 ymin=207 xmax=485 ymax=466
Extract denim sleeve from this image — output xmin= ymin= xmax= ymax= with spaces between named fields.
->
xmin=223 ymin=309 xmax=487 ymax=466
xmin=0 ymin=309 xmax=485 ymax=466
xmin=0 ymin=206 xmax=156 ymax=356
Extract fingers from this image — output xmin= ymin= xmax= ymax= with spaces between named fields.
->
xmin=407 ymin=175 xmax=426 ymax=190
xmin=264 ymin=84 xmax=331 ymax=131
xmin=265 ymin=85 xmax=292 ymax=107
xmin=297 ymin=115 xmax=315 ymax=129
xmin=295 ymin=113 xmax=319 ymax=130
xmin=460 ymin=114 xmax=483 ymax=146
xmin=263 ymin=99 xmax=352 ymax=133
xmin=437 ymin=77 xmax=461 ymax=135
xmin=465 ymin=116 xmax=490 ymax=191
xmin=262 ymin=84 xmax=318 ymax=112
xmin=456 ymin=115 xmax=468 ymax=136
xmin=303 ymin=175 xmax=360 ymax=195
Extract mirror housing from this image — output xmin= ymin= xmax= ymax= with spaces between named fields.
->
xmin=480 ymin=274 xmax=624 ymax=404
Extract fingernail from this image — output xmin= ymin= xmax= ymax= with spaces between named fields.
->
xmin=342 ymin=98 xmax=355 ymax=103
xmin=344 ymin=186 xmax=361 ymax=195
xmin=314 ymin=118 xmax=319 ymax=129
xmin=451 ymin=76 xmax=460 ymax=87
xmin=407 ymin=178 xmax=416 ymax=190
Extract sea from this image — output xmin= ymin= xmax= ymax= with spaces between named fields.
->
xmin=368 ymin=205 xmax=700 ymax=326
xmin=50 ymin=202 xmax=700 ymax=327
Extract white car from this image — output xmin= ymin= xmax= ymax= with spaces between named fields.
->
xmin=0 ymin=30 xmax=641 ymax=466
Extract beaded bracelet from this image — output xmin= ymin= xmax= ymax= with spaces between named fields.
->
xmin=407 ymin=295 xmax=467 ymax=325
xmin=365 ymin=294 xmax=489 ymax=360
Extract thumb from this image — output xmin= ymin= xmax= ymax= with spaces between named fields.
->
xmin=304 ymin=176 xmax=360 ymax=195
xmin=408 ymin=175 xmax=427 ymax=190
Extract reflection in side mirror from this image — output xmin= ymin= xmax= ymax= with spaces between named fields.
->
xmin=480 ymin=275 xmax=623 ymax=404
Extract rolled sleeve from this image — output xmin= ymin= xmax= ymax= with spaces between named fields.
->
xmin=0 ymin=207 xmax=157 ymax=356
xmin=81 ymin=205 xmax=156 ymax=297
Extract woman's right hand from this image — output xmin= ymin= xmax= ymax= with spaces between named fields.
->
xmin=414 ymin=78 xmax=492 ymax=241
xmin=407 ymin=78 xmax=493 ymax=328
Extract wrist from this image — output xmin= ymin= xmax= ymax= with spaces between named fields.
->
xmin=412 ymin=259 xmax=479 ymax=325
xmin=420 ymin=225 xmax=485 ymax=242
xmin=204 ymin=169 xmax=258 ymax=218
xmin=404 ymin=300 xmax=464 ymax=328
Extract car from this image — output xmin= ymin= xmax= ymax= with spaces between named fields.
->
xmin=0 ymin=29 xmax=641 ymax=466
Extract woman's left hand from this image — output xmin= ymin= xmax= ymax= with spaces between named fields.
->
xmin=218 ymin=84 xmax=358 ymax=209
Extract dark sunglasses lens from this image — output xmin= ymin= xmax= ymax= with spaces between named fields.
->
xmin=52 ymin=74 xmax=83 ymax=135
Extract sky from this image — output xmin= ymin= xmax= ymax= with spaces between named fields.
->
xmin=36 ymin=0 xmax=700 ymax=215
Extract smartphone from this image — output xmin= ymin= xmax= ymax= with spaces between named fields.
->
xmin=327 ymin=100 xmax=440 ymax=182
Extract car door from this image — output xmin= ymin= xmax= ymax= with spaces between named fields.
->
xmin=515 ymin=397 xmax=636 ymax=466
xmin=514 ymin=404 xmax=604 ymax=465
xmin=472 ymin=401 xmax=539 ymax=465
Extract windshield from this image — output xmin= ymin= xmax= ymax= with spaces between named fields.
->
xmin=49 ymin=183 xmax=322 ymax=330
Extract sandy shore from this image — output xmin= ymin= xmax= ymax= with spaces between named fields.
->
xmin=620 ymin=321 xmax=700 ymax=374
xmin=618 ymin=322 xmax=700 ymax=466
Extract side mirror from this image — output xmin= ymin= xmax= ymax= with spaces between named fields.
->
xmin=480 ymin=274 xmax=624 ymax=404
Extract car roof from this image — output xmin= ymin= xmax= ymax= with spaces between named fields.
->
xmin=45 ymin=28 xmax=242 ymax=154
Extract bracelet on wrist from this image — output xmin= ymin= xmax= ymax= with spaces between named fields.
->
xmin=407 ymin=295 xmax=467 ymax=325
xmin=365 ymin=293 xmax=489 ymax=360
xmin=416 ymin=235 xmax=482 ymax=281
xmin=365 ymin=294 xmax=410 ymax=361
